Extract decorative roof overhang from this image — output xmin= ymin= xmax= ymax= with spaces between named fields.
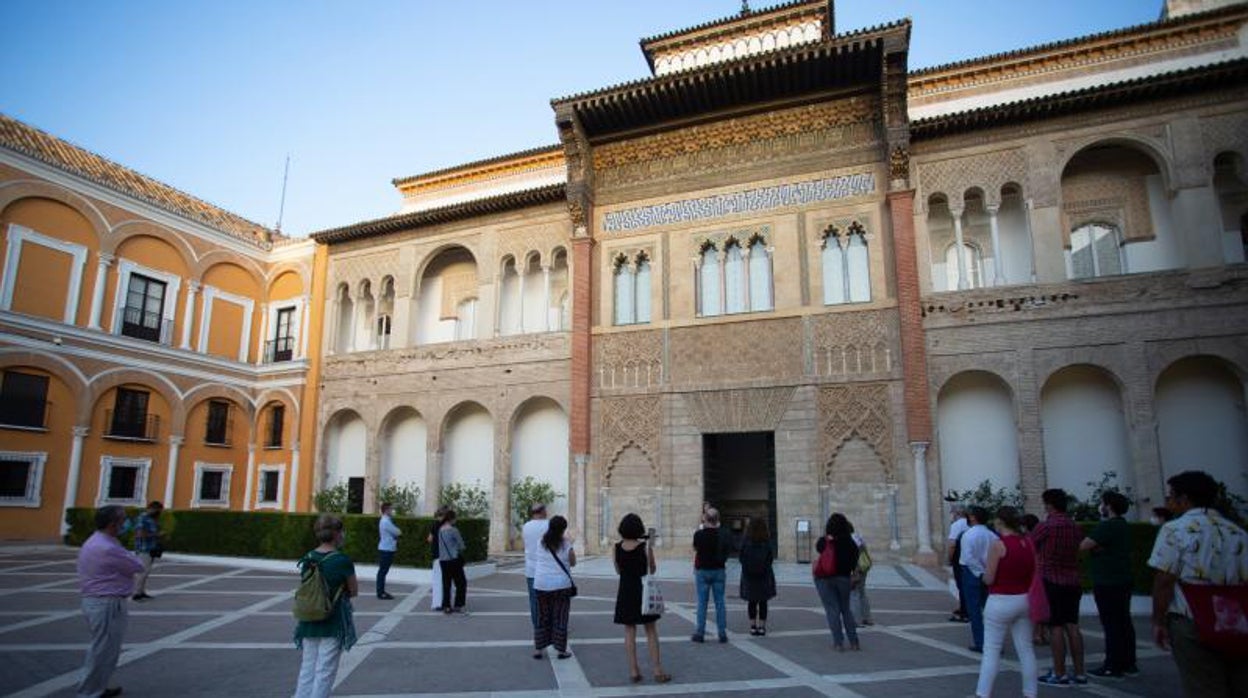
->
xmin=391 ymin=144 xmax=562 ymax=190
xmin=310 ymin=183 xmax=566 ymax=245
xmin=910 ymin=57 xmax=1248 ymax=140
xmin=552 ymin=20 xmax=908 ymax=141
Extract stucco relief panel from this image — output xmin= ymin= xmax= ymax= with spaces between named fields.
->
xmin=595 ymin=329 xmax=664 ymax=391
xmin=818 ymin=382 xmax=895 ymax=482
xmin=809 ymin=310 xmax=900 ymax=379
xmin=680 ymin=386 xmax=795 ymax=434
xmin=915 ymin=148 xmax=1027 ymax=207
xmin=598 ymin=395 xmax=662 ymax=485
xmin=667 ymin=317 xmax=804 ymax=386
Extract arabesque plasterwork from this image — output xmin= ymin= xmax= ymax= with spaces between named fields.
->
xmin=818 ymin=382 xmax=895 ymax=483
xmin=680 ymin=386 xmax=795 ymax=434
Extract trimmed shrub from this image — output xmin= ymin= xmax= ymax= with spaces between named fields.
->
xmin=1076 ymin=521 xmax=1159 ymax=595
xmin=66 ymin=508 xmax=489 ymax=567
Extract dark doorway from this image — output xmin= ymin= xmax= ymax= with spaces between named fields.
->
xmin=347 ymin=477 xmax=365 ymax=514
xmin=703 ymin=432 xmax=776 ymax=552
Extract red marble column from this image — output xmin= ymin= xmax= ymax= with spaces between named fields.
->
xmin=570 ymin=236 xmax=594 ymax=455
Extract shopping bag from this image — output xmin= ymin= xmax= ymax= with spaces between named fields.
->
xmin=1181 ymin=581 xmax=1248 ymax=658
xmin=640 ymin=575 xmax=665 ymax=616
xmin=812 ymin=536 xmax=837 ymax=578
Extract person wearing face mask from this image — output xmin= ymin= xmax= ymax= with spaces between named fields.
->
xmin=1080 ymin=491 xmax=1137 ymax=679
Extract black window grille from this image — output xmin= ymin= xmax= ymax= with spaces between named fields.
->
xmin=260 ymin=470 xmax=280 ymax=502
xmin=205 ymin=400 xmax=230 ymax=445
xmin=121 ymin=274 xmax=166 ymax=343
xmin=266 ymin=405 xmax=285 ymax=448
xmin=200 ymin=470 xmax=225 ymax=501
xmin=0 ymin=458 xmax=32 ymax=498
xmin=108 ymin=388 xmax=156 ymax=440
xmin=107 ymin=465 xmax=139 ymax=500
xmin=0 ymin=371 xmax=49 ymax=428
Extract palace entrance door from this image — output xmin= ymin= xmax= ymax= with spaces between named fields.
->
xmin=702 ymin=432 xmax=776 ymax=552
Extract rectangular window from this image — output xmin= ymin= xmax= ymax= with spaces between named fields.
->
xmin=0 ymin=452 xmax=46 ymax=506
xmin=266 ymin=405 xmax=285 ymax=449
xmin=109 ymin=388 xmax=155 ymax=440
xmin=191 ymin=463 xmax=232 ymax=507
xmin=121 ymin=273 xmax=167 ymax=343
xmin=0 ymin=371 xmax=49 ymax=428
xmin=258 ymin=468 xmax=282 ymax=506
xmin=269 ymin=307 xmax=295 ymax=362
xmin=200 ymin=470 xmax=224 ymax=500
xmin=99 ymin=456 xmax=150 ymax=505
xmin=205 ymin=400 xmax=230 ymax=445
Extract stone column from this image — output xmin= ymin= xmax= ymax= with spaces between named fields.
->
xmin=257 ymin=303 xmax=269 ymax=364
xmin=61 ymin=426 xmax=88 ymax=535
xmin=575 ymin=453 xmax=589 ymax=549
xmin=1015 ymin=348 xmax=1046 ymax=512
xmin=243 ymin=445 xmax=256 ymax=511
xmin=299 ymin=295 xmax=312 ymax=358
xmin=717 ymin=249 xmax=727 ymax=311
xmin=425 ymin=450 xmax=443 ymax=516
xmin=87 ymin=253 xmax=113 ymax=330
xmin=888 ymin=189 xmax=937 ymax=562
xmin=491 ymin=442 xmax=511 ymax=553
xmin=1174 ymin=185 xmax=1226 ymax=268
xmin=741 ymin=247 xmax=752 ymax=310
xmin=163 ymin=435 xmax=183 ymax=507
xmin=517 ymin=269 xmax=527 ymax=333
xmin=180 ymin=281 xmax=200 ymax=350
xmin=950 ymin=202 xmax=968 ymax=289
xmin=288 ymin=443 xmax=302 ymax=511
xmin=911 ymin=442 xmax=934 ymax=554
xmin=987 ymin=203 xmax=1004 ymax=285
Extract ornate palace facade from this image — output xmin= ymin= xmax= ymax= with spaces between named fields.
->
xmin=4 ymin=0 xmax=1247 ymax=557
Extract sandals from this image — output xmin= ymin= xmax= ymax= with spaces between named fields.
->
xmin=533 ymin=650 xmax=543 ymax=659
xmin=653 ymin=673 xmax=672 ymax=684
xmin=556 ymin=652 xmax=573 ymax=660
xmin=630 ymin=674 xmax=643 ymax=684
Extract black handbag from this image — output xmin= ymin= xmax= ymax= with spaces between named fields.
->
xmin=549 ymin=547 xmax=577 ymax=597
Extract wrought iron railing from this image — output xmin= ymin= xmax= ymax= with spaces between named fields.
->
xmin=105 ymin=410 xmax=160 ymax=441
xmin=263 ymin=336 xmax=296 ymax=363
xmin=120 ymin=307 xmax=172 ymax=344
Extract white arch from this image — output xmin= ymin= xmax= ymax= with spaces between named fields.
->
xmin=937 ymin=371 xmax=1020 ymax=496
xmin=510 ymin=398 xmax=569 ymax=517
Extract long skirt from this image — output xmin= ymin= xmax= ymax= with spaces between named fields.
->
xmin=534 ymin=588 xmax=574 ymax=652
xmin=429 ymin=562 xmax=443 ymax=610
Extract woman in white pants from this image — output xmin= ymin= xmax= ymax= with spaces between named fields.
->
xmin=975 ymin=506 xmax=1038 ymax=698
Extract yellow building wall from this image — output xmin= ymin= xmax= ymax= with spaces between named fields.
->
xmin=180 ymin=398 xmax=250 ymax=509
xmin=294 ymin=244 xmax=329 ymax=510
xmin=205 ymin=299 xmax=244 ymax=360
xmin=107 ymin=235 xmax=191 ymax=336
xmin=79 ymin=384 xmax=174 ymax=507
xmin=269 ymin=270 xmax=303 ymax=301
xmin=11 ymin=243 xmax=71 ymax=321
xmin=1 ymin=197 xmax=102 ymax=327
xmin=0 ymin=368 xmax=75 ymax=540
xmin=202 ymin=263 xmax=263 ymax=362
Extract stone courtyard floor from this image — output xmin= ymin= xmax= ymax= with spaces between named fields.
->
xmin=1 ymin=545 xmax=1184 ymax=697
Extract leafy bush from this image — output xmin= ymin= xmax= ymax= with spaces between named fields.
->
xmin=945 ymin=480 xmax=1025 ymax=513
xmin=313 ymin=482 xmax=350 ymax=513
xmin=509 ymin=477 xmax=563 ymax=536
xmin=65 ymin=508 xmax=489 ymax=566
xmin=438 ymin=482 xmax=489 ymax=519
xmin=1070 ymin=471 xmax=1134 ymax=522
xmin=375 ymin=481 xmax=421 ymax=516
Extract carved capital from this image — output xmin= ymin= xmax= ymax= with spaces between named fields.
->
xmin=72 ymin=425 xmax=89 ymax=438
xmin=168 ymin=435 xmax=185 ymax=447
xmin=97 ymin=252 xmax=115 ymax=266
xmin=187 ymin=280 xmax=202 ymax=293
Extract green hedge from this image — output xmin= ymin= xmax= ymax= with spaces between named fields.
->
xmin=1075 ymin=521 xmax=1158 ymax=595
xmin=65 ymin=508 xmax=489 ymax=567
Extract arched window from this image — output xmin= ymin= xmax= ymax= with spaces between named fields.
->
xmin=945 ymin=242 xmax=984 ymax=290
xmin=723 ymin=240 xmax=745 ymax=314
xmin=635 ymin=253 xmax=652 ymax=323
xmin=822 ymin=224 xmax=871 ymax=305
xmin=454 ymin=298 xmax=477 ymax=341
xmin=1069 ymin=224 xmax=1124 ymax=279
xmin=375 ymin=314 xmax=392 ymax=350
xmin=613 ymin=255 xmax=635 ymax=325
xmin=748 ymin=238 xmax=772 ymax=311
xmin=698 ymin=244 xmax=722 ymax=317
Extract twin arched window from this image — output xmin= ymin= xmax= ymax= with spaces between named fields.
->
xmin=613 ymin=252 xmax=651 ymax=325
xmin=697 ymin=237 xmax=773 ymax=317
xmin=1069 ymin=223 xmax=1124 ymax=279
xmin=821 ymin=223 xmax=871 ymax=305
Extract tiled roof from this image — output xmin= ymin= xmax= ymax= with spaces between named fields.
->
xmin=911 ymin=58 xmax=1248 ymax=138
xmin=392 ymin=144 xmax=562 ymax=187
xmin=311 ymin=183 xmax=566 ymax=244
xmin=0 ymin=113 xmax=277 ymax=248
xmin=639 ymin=0 xmax=822 ymax=46
xmin=910 ymin=3 xmax=1246 ymax=78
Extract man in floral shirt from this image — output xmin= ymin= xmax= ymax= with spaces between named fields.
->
xmin=1148 ymin=470 xmax=1248 ymax=698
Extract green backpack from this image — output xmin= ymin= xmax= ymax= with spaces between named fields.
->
xmin=293 ymin=551 xmax=343 ymax=622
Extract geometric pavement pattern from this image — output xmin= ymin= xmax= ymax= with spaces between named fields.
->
xmin=0 ymin=546 xmax=1184 ymax=697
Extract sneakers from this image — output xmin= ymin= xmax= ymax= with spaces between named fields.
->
xmin=1088 ymin=667 xmax=1125 ymax=680
xmin=131 ymin=593 xmax=152 ymax=601
xmin=1038 ymin=672 xmax=1088 ymax=687
xmin=377 ymin=592 xmax=395 ymax=600
xmin=690 ymin=634 xmax=705 ymax=643
xmin=1123 ymin=665 xmax=1140 ymax=676
xmin=717 ymin=633 xmax=728 ymax=643
xmin=1038 ymin=672 xmax=1071 ymax=687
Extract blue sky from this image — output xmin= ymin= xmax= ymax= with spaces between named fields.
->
xmin=0 ymin=1 xmax=1159 ymax=238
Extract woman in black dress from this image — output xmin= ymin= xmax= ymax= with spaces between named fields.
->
xmin=613 ymin=513 xmax=670 ymax=684
xmin=739 ymin=517 xmax=777 ymax=635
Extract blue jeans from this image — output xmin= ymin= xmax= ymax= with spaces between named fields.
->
xmin=815 ymin=576 xmax=857 ymax=647
xmin=526 ymin=577 xmax=539 ymax=631
xmin=962 ymin=567 xmax=987 ymax=649
xmin=695 ymin=568 xmax=727 ymax=638
xmin=376 ymin=550 xmax=394 ymax=596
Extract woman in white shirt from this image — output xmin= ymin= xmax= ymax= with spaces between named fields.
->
xmin=532 ymin=515 xmax=576 ymax=659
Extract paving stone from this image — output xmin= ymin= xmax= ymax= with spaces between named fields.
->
xmin=337 ymin=646 xmax=559 ymax=693
xmin=192 ymin=610 xmax=379 ymax=643
xmin=577 ymin=636 xmax=787 ymax=687
xmin=102 ymin=648 xmax=298 ymax=697
xmin=0 ymin=649 xmax=82 ymax=695
xmin=0 ymin=591 xmax=82 ymax=612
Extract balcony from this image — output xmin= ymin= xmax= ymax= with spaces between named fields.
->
xmin=263 ymin=336 xmax=296 ymax=363
xmin=120 ymin=308 xmax=172 ymax=344
xmin=0 ymin=399 xmax=50 ymax=430
xmin=105 ymin=410 xmax=160 ymax=442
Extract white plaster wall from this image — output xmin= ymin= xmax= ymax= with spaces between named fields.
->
xmin=1157 ymin=359 xmax=1248 ymax=499
xmin=1041 ymin=366 xmax=1134 ymax=497
xmin=336 ymin=297 xmax=353 ymax=352
xmin=998 ymin=197 xmax=1033 ymax=284
xmin=521 ymin=267 xmax=546 ymax=333
xmin=511 ymin=400 xmax=570 ymax=517
xmin=415 ymin=276 xmax=455 ymax=344
xmin=937 ymin=372 xmax=1021 ymax=494
xmin=499 ymin=267 xmax=521 ymax=335
xmin=444 ymin=405 xmax=494 ymax=494
xmin=383 ymin=413 xmax=428 ymax=489
xmin=326 ymin=414 xmax=367 ymax=485
xmin=1124 ymin=175 xmax=1184 ymax=273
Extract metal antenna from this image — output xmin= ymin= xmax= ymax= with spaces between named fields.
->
xmin=274 ymin=154 xmax=291 ymax=234
xmin=741 ymin=0 xmax=751 ymax=14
